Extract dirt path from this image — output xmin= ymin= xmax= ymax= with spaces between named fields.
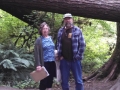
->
xmin=84 ymin=80 xmax=116 ymax=90
xmin=0 ymin=79 xmax=117 ymax=90
xmin=53 ymin=79 xmax=117 ymax=90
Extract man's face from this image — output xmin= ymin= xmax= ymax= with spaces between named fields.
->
xmin=64 ymin=17 xmax=73 ymax=29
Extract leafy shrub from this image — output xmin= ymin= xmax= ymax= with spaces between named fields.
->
xmin=0 ymin=44 xmax=34 ymax=86
xmin=82 ymin=20 xmax=115 ymax=73
xmin=14 ymin=79 xmax=39 ymax=89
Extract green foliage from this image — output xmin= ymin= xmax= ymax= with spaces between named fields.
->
xmin=0 ymin=9 xmax=117 ymax=83
xmin=0 ymin=59 xmax=17 ymax=71
xmin=82 ymin=19 xmax=116 ymax=73
xmin=15 ymin=79 xmax=39 ymax=89
xmin=96 ymin=20 xmax=116 ymax=34
xmin=0 ymin=43 xmax=34 ymax=86
xmin=0 ymin=9 xmax=27 ymax=44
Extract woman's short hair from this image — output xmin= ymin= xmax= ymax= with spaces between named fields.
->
xmin=39 ymin=22 xmax=50 ymax=35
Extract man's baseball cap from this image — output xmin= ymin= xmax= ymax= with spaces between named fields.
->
xmin=63 ymin=13 xmax=72 ymax=19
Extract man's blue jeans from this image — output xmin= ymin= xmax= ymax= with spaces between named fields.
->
xmin=60 ymin=59 xmax=84 ymax=90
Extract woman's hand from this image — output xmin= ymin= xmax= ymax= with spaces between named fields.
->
xmin=56 ymin=56 xmax=63 ymax=60
xmin=36 ymin=66 xmax=42 ymax=71
xmin=55 ymin=56 xmax=59 ymax=60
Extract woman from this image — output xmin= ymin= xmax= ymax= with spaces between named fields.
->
xmin=34 ymin=22 xmax=56 ymax=90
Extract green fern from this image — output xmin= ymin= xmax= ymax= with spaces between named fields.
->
xmin=11 ymin=58 xmax=31 ymax=68
xmin=4 ymin=50 xmax=19 ymax=59
xmin=0 ymin=59 xmax=17 ymax=71
xmin=0 ymin=44 xmax=34 ymax=85
xmin=0 ymin=50 xmax=4 ymax=61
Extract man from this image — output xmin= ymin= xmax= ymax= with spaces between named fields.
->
xmin=57 ymin=13 xmax=86 ymax=90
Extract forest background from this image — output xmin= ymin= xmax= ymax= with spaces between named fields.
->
xmin=0 ymin=9 xmax=116 ymax=89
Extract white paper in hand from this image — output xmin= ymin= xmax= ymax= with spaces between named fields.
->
xmin=30 ymin=66 xmax=49 ymax=82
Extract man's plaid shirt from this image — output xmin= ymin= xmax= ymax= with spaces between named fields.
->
xmin=57 ymin=26 xmax=86 ymax=60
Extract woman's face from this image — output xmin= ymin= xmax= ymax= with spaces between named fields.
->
xmin=41 ymin=25 xmax=49 ymax=36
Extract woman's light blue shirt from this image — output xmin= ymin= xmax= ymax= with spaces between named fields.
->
xmin=41 ymin=36 xmax=55 ymax=62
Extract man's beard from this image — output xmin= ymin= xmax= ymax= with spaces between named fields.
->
xmin=64 ymin=22 xmax=73 ymax=29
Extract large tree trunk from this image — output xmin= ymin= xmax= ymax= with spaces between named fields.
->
xmin=0 ymin=0 xmax=120 ymax=22
xmin=84 ymin=22 xmax=120 ymax=81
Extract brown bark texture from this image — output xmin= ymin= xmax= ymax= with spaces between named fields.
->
xmin=0 ymin=0 xmax=120 ymax=22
